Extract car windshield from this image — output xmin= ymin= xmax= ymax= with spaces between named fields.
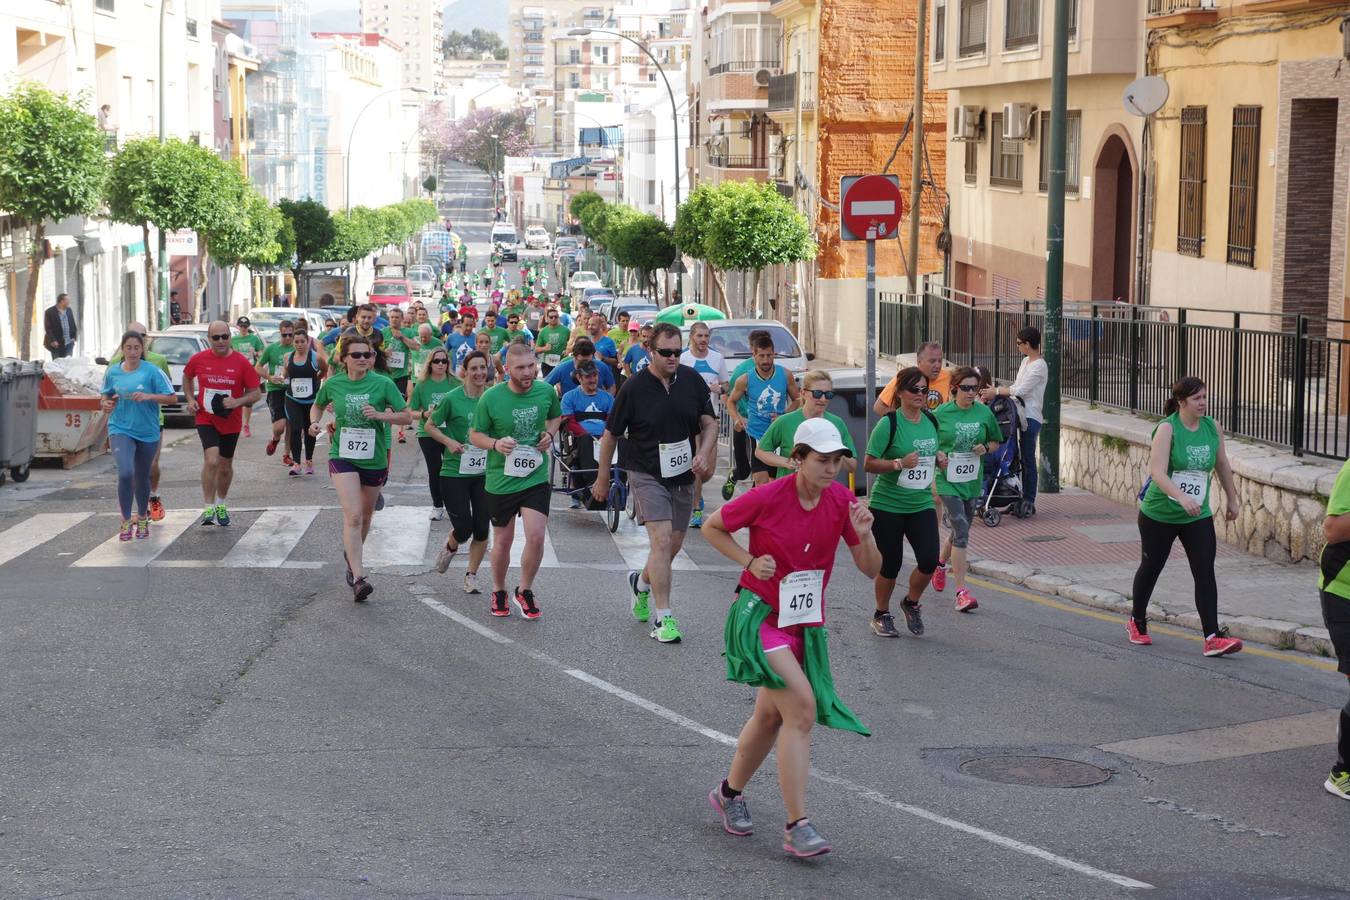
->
xmin=371 ymin=283 xmax=407 ymax=295
xmin=146 ymin=336 xmax=201 ymax=365
xmin=617 ymin=304 xmax=659 ymax=314
xmin=708 ymin=325 xmax=802 ymax=359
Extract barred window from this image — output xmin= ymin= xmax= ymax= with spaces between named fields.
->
xmin=965 ymin=138 xmax=977 ymax=185
xmin=1177 ymin=106 xmax=1207 ymax=257
xmin=1226 ymin=105 xmax=1260 ymax=268
xmin=1037 ymin=110 xmax=1081 ymax=193
xmin=934 ymin=0 xmax=947 ymax=62
xmin=989 ymin=112 xmax=1023 ymax=188
xmin=1005 ymin=0 xmax=1039 ymax=50
xmin=959 ymin=0 xmax=987 ymax=57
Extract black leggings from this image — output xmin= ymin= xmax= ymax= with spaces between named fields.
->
xmin=440 ymin=474 xmax=490 ymax=545
xmin=731 ymin=428 xmax=755 ymax=482
xmin=284 ymin=398 xmax=317 ymax=462
xmin=1132 ymin=511 xmax=1219 ymax=636
xmin=872 ymin=507 xmax=940 ymax=579
xmin=418 ymin=436 xmax=445 ymax=508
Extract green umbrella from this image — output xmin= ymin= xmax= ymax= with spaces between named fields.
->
xmin=654 ymin=303 xmax=728 ymax=325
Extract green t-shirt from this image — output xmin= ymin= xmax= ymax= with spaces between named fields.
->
xmin=731 ymin=358 xmax=754 ymax=417
xmin=483 ymin=326 xmax=511 ymax=354
xmin=1139 ymin=413 xmax=1219 ymax=525
xmin=469 ymin=379 xmax=561 ymax=495
xmin=866 ymin=410 xmax=940 ymax=514
xmin=381 ymin=326 xmax=416 ymax=378
xmin=409 ymin=375 xmax=459 ymax=437
xmin=231 ymin=332 xmax=265 ymax=363
xmin=312 ymin=371 xmax=407 ymax=470
xmin=429 ymin=386 xmax=483 ymax=477
xmin=258 ymin=341 xmax=290 ymax=392
xmin=759 ymin=409 xmax=856 ymax=479
xmin=409 ymin=337 xmax=444 ymax=377
xmin=608 ymin=327 xmax=630 ymax=358
xmin=932 ymin=400 xmax=1002 ymax=500
xmin=1320 ymin=458 xmax=1350 ymax=601
xmin=536 ymin=325 xmax=570 ymax=360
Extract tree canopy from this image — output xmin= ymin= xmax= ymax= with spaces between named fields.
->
xmin=572 ymin=197 xmax=678 ymax=295
xmin=443 ymin=28 xmax=507 ymax=61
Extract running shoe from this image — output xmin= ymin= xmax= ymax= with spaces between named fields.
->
xmin=514 ymin=587 xmax=542 ymax=620
xmin=721 ymin=473 xmax=736 ymax=501
xmin=288 ymin=466 xmax=303 ymax=477
xmin=1127 ymin=618 xmax=1152 ymax=646
xmin=243 ymin=425 xmax=252 ymax=438
xmin=490 ymin=590 xmax=511 ymax=617
xmin=305 ymin=462 xmax=315 ymax=475
xmin=266 ymin=437 xmax=279 ymax=456
xmin=135 ymin=518 xmax=149 ymax=540
xmin=200 ymin=505 xmax=217 ymax=526
xmin=870 ymin=611 xmax=900 ymax=638
xmin=930 ymin=562 xmax=947 ymax=593
xmin=119 ymin=519 xmax=134 ymax=542
xmin=955 ymin=588 xmax=978 ymax=613
xmin=463 ymin=571 xmax=481 ymax=594
xmin=282 ymin=452 xmax=294 ymax=467
xmin=628 ymin=570 xmax=651 ymax=622
xmin=650 ymin=615 xmax=682 ymax=643
xmin=1203 ymin=634 xmax=1243 ymax=657
xmin=435 ymin=542 xmax=457 ymax=573
xmin=1325 ymin=770 xmax=1350 ymax=800
xmin=783 ymin=820 xmax=830 ymax=858
xmin=430 ymin=507 xmax=446 ymax=521
xmin=343 ymin=551 xmax=355 ymax=587
xmin=375 ymin=493 xmax=386 ymax=512
xmin=690 ymin=507 xmax=703 ymax=529
xmin=352 ymin=577 xmax=373 ymax=603
xmin=215 ymin=505 xmax=231 ymax=527
xmin=900 ymin=599 xmax=925 ymax=636
xmin=708 ymin=786 xmax=753 ymax=836
xmin=147 ymin=497 xmax=165 ymax=522
xmin=569 ymin=495 xmax=584 ymax=509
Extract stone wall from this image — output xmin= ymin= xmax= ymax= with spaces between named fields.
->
xmin=1059 ymin=402 xmax=1341 ymax=563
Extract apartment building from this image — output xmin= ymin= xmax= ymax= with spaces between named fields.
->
xmin=622 ymin=68 xmax=689 ymax=224
xmin=359 ymin=0 xmax=445 ymax=94
xmin=509 ymin=0 xmax=600 ymax=90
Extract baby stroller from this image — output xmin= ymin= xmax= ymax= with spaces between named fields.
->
xmin=977 ymin=395 xmax=1030 ymax=526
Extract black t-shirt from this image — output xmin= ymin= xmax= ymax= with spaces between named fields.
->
xmin=607 ymin=365 xmax=714 ymax=485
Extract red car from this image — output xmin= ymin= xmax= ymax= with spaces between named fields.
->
xmin=368 ymin=278 xmax=412 ymax=306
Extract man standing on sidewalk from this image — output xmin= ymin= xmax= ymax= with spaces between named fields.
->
xmin=1318 ymin=459 xmax=1350 ymax=800
xmin=43 ymin=293 xmax=78 ymax=358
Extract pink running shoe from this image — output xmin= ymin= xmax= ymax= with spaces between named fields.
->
xmin=955 ymin=589 xmax=978 ymax=613
xmin=1127 ymin=618 xmax=1152 ymax=646
xmin=305 ymin=461 xmax=315 ymax=475
xmin=1203 ymin=634 xmax=1243 ymax=657
xmin=118 ymin=520 xmax=134 ymax=542
xmin=930 ymin=562 xmax=947 ymax=593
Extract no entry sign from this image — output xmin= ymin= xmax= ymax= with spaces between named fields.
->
xmin=839 ymin=175 xmax=906 ymax=241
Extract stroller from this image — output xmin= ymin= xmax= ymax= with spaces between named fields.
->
xmin=977 ymin=395 xmax=1030 ymax=526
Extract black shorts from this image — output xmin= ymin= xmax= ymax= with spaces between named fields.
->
xmin=750 ymin=440 xmax=774 ymax=476
xmin=328 ymin=458 xmax=389 ymax=488
xmin=487 ymin=481 xmax=552 ymax=528
xmin=872 ymin=506 xmax=941 ymax=579
xmin=1322 ymin=589 xmax=1350 ymax=676
xmin=266 ymin=391 xmax=287 ymax=423
xmin=197 ymin=425 xmax=241 ymax=459
xmin=394 ymin=375 xmax=410 ymax=398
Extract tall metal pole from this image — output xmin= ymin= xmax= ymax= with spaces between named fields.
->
xmin=865 ymin=226 xmax=877 ymax=495
xmin=906 ymin=0 xmax=927 ymax=299
xmin=157 ymin=0 xmax=169 ymax=329
xmin=1041 ymin=0 xmax=1071 ymax=495
xmin=346 ymin=87 xmax=426 ymax=214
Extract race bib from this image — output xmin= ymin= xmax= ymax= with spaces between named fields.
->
xmin=202 ymin=388 xmax=232 ymax=412
xmin=1171 ymin=469 xmax=1208 ymax=506
xmin=543 ymin=353 xmax=562 ymax=367
xmin=459 ymin=447 xmax=488 ymax=475
xmin=289 ymin=379 xmax=313 ymax=399
xmin=946 ymin=452 xmax=979 ymax=484
xmin=659 ymin=439 xmax=692 ymax=478
xmin=387 ymin=349 xmax=406 ymax=370
xmin=339 ymin=426 xmax=376 ymax=460
xmin=504 ymin=445 xmax=542 ymax=477
xmin=778 ymin=569 xmax=825 ymax=627
xmin=901 ymin=457 xmax=934 ymax=490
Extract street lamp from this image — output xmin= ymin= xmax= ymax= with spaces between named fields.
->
xmin=345 ymin=86 xmax=428 ymax=213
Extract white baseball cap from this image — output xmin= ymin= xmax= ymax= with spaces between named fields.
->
xmin=793 ymin=418 xmax=852 ymax=456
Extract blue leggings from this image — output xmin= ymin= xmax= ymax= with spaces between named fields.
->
xmin=110 ymin=434 xmax=159 ymax=520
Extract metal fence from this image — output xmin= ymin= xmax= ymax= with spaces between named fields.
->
xmin=879 ymin=290 xmax=1350 ymax=460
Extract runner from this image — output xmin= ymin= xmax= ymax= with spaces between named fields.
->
xmin=447 ymin=314 xmax=477 ymax=371
xmin=587 ymin=313 xmax=619 ymax=372
xmin=608 ymin=311 xmax=633 ymax=360
xmin=1129 ymin=377 xmax=1243 ymax=656
xmin=257 ymin=318 xmax=297 ymax=463
xmin=702 ymin=418 xmax=880 ymax=857
xmin=535 ymin=307 xmax=570 ymax=376
xmin=754 ymin=370 xmax=857 ymax=479
xmin=482 ymin=312 xmax=511 ymax=354
xmin=727 ymin=332 xmax=801 ymax=489
xmin=546 ymin=337 xmax=616 ymax=396
xmin=680 ymin=321 xmax=730 ymax=528
xmin=308 ymin=332 xmax=411 ymax=602
xmin=282 ymin=329 xmax=328 ymax=476
xmin=108 ymin=321 xmax=171 ymax=520
xmin=930 ymin=367 xmax=1002 ymax=612
xmin=468 ymin=342 xmax=562 ymax=619
xmin=474 ymin=329 xmax=506 ymax=383
xmin=984 ymin=327 xmax=1048 ymax=515
xmin=182 ymin=320 xmax=263 ymax=526
xmin=862 ymin=366 xmax=945 ymax=638
xmin=621 ymin=322 xmax=652 ymax=378
xmin=875 ymin=340 xmax=952 ymax=415
xmin=100 ymin=330 xmax=175 ymax=540
xmin=230 ymin=316 xmax=265 ymax=437
xmin=409 ymin=348 xmax=461 ymax=521
xmin=382 ymin=306 xmax=421 ymax=444
xmin=427 ymin=350 xmax=493 ymax=595
xmin=1318 ymin=458 xmax=1350 ymax=800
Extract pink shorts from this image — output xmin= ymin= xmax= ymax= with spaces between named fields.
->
xmin=759 ymin=617 xmax=805 ymax=665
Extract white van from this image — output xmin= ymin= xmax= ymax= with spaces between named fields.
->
xmin=490 ymin=223 xmax=518 ymax=261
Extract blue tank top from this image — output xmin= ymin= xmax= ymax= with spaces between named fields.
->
xmin=746 ymin=365 xmax=788 ymax=440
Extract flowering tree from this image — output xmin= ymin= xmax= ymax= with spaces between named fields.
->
xmin=429 ymin=106 xmax=531 ymax=189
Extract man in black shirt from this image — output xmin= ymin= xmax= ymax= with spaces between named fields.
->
xmin=593 ymin=322 xmax=717 ymax=644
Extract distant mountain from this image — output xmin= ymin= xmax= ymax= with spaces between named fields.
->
xmin=443 ymin=0 xmax=507 ymax=40
xmin=310 ymin=4 xmax=357 ymax=33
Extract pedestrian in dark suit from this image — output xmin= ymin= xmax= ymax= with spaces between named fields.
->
xmin=43 ymin=293 xmax=78 ymax=358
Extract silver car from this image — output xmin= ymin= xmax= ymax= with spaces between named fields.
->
xmin=698 ymin=319 xmax=812 ymax=375
xmin=408 ymin=266 xmax=436 ymax=297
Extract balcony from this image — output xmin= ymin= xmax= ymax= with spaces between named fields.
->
xmin=708 ymin=59 xmax=780 ymax=77
xmin=766 ymin=70 xmax=815 ymax=113
xmin=708 ymin=153 xmax=760 ymax=168
xmin=1147 ymin=0 xmax=1219 ymax=26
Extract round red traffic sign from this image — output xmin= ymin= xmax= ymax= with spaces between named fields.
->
xmin=841 ymin=175 xmax=906 ymax=239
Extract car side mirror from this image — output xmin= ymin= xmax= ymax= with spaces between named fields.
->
xmin=805 ymin=352 xmax=816 ymax=362
xmin=95 ymin=356 xmax=109 ymax=366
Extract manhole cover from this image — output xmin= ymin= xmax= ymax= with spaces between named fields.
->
xmin=1022 ymin=534 xmax=1067 ymax=543
xmin=958 ymin=755 xmax=1111 ymax=788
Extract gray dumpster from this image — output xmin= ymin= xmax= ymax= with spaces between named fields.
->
xmin=0 ymin=359 xmax=43 ymax=485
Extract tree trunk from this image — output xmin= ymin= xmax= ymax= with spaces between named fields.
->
xmin=17 ymin=221 xmax=45 ymax=361
xmin=711 ymin=269 xmax=734 ymax=316
xmin=750 ymin=269 xmax=763 ymax=319
xmin=194 ymin=236 xmax=212 ymax=323
xmin=141 ymin=222 xmax=156 ymax=329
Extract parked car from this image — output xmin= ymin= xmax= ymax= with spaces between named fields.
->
xmin=553 ymin=236 xmax=578 ymax=259
xmin=368 ymin=278 xmax=413 ymax=306
xmin=581 ymin=287 xmax=616 ymax=312
xmin=249 ymin=306 xmax=327 ymax=334
xmin=408 ymin=265 xmax=436 ymax=297
xmin=608 ymin=298 xmax=661 ymax=323
xmin=692 ymin=319 xmax=811 ymax=376
xmin=143 ymin=331 xmax=209 ymax=424
xmin=490 ymin=223 xmax=519 ymax=261
xmin=524 ymin=226 xmax=551 ymax=250
xmin=570 ymin=271 xmax=602 ymax=291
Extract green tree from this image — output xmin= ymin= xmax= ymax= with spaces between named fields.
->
xmin=422 ymin=174 xmax=437 ymax=195
xmin=276 ymin=198 xmax=336 ymax=305
xmin=569 ymin=191 xmax=604 ymax=226
xmin=608 ymin=213 xmax=677 ymax=297
xmin=317 ymin=206 xmax=383 ymax=264
xmin=209 ymin=187 xmax=284 ymax=311
xmin=443 ymin=28 xmax=507 ymax=60
xmin=0 ymin=84 xmax=107 ymax=358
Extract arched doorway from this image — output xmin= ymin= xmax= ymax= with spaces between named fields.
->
xmin=1091 ymin=134 xmax=1136 ymax=303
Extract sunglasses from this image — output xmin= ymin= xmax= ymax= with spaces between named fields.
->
xmin=902 ymin=385 xmax=927 ymax=395
xmin=957 ymin=384 xmax=980 ymax=393
xmin=808 ymin=389 xmax=835 ymax=400
xmin=209 ymin=334 xmax=231 ymax=342
xmin=653 ymin=347 xmax=680 ymax=358
xmin=431 ymin=358 xmax=449 ymax=364
xmin=347 ymin=351 xmax=374 ymax=359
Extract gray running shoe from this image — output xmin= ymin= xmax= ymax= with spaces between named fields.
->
xmin=375 ymin=492 xmax=386 ymax=512
xmin=435 ymin=543 xmax=457 ymax=574
xmin=871 ymin=612 xmax=900 ymax=638
xmin=900 ymin=599 xmax=925 ymax=636
xmin=463 ymin=571 xmax=481 ymax=594
xmin=708 ymin=786 xmax=752 ymax=836
xmin=783 ymin=819 xmax=830 ymax=858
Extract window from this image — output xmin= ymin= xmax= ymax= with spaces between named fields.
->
xmin=569 ymin=49 xmax=581 ymax=64
xmin=958 ymin=0 xmax=987 ymax=58
xmin=1037 ymin=110 xmax=1081 ymax=193
xmin=1068 ymin=0 xmax=1079 ymax=40
xmin=1226 ymin=105 xmax=1261 ymax=268
xmin=964 ymin=139 xmax=977 ymax=185
xmin=989 ymin=112 xmax=1023 ymax=188
xmin=709 ymin=13 xmax=782 ymax=72
xmin=1004 ymin=0 xmax=1038 ymax=50
xmin=933 ymin=0 xmax=947 ymax=62
xmin=569 ymin=73 xmax=580 ymax=88
xmin=647 ymin=180 xmax=656 ymax=205
xmin=1177 ymin=106 xmax=1207 ymax=257
xmin=596 ymin=46 xmax=610 ymax=64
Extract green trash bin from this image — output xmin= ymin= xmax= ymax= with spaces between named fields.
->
xmin=0 ymin=359 xmax=43 ymax=485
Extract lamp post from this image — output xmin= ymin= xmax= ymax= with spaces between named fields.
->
xmin=345 ymin=86 xmax=427 ymax=214
xmin=156 ymin=0 xmax=171 ymax=329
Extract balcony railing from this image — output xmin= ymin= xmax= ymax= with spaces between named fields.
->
xmin=1147 ymin=0 xmax=1216 ymax=14
xmin=767 ymin=71 xmax=816 ymax=112
xmin=708 ymin=153 xmax=761 ymax=169
xmin=708 ymin=59 xmax=781 ymax=77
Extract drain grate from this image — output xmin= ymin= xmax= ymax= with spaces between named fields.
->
xmin=959 ymin=755 xmax=1111 ymax=788
xmin=1022 ymin=534 xmax=1067 ymax=543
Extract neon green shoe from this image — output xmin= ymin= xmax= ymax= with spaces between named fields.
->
xmin=628 ymin=570 xmax=650 ymax=622
xmin=650 ymin=615 xmax=683 ymax=644
xmin=1326 ymin=770 xmax=1350 ymax=800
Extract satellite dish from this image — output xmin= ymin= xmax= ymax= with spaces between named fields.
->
xmin=1123 ymin=76 xmax=1169 ymax=117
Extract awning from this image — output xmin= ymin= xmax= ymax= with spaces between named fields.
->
xmin=578 ymin=126 xmax=623 ymax=147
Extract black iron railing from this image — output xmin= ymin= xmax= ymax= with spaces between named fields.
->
xmin=879 ymin=289 xmax=1350 ymax=460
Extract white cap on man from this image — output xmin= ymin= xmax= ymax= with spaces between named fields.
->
xmin=793 ymin=418 xmax=852 ymax=456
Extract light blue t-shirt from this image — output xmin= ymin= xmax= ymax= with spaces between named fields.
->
xmin=102 ymin=361 xmax=173 ymax=443
xmin=624 ymin=344 xmax=650 ymax=374
xmin=447 ymin=332 xmax=476 ymax=368
xmin=547 ymin=358 xmax=616 ymax=392
xmin=561 ymin=386 xmax=614 ymax=438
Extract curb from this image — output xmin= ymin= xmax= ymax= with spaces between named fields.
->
xmin=968 ymin=558 xmax=1336 ymax=658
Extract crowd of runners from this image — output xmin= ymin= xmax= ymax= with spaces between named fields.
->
xmin=95 ymin=251 xmax=1350 ymax=858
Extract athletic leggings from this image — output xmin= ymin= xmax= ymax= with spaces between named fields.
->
xmin=284 ymin=398 xmax=317 ymax=462
xmin=731 ymin=428 xmax=755 ymax=482
xmin=1131 ymin=511 xmax=1219 ymax=636
xmin=418 ymin=436 xmax=446 ymax=508
xmin=872 ymin=507 xmax=941 ymax=580
xmin=110 ymin=433 xmax=158 ymax=520
xmin=440 ymin=474 xmax=490 ymax=545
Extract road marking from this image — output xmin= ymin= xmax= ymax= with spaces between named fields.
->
xmin=72 ymin=508 xmax=198 ymax=568
xmin=366 ymin=505 xmax=432 ymax=568
xmin=0 ymin=512 xmax=91 ymax=567
xmin=420 ymin=603 xmax=1154 ymax=891
xmin=221 ymin=507 xmax=320 ymax=568
xmin=1099 ymin=709 xmax=1338 ymax=765
xmin=608 ymin=519 xmax=699 ymax=571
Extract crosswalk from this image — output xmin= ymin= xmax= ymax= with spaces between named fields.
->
xmin=0 ymin=505 xmax=738 ymax=574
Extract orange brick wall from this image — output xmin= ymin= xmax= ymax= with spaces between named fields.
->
xmin=817 ymin=0 xmax=947 ymax=281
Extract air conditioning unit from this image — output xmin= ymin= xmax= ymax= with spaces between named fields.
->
xmin=1002 ymin=102 xmax=1035 ymax=141
xmin=753 ymin=68 xmax=773 ymax=87
xmin=954 ymin=105 xmax=982 ymax=141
